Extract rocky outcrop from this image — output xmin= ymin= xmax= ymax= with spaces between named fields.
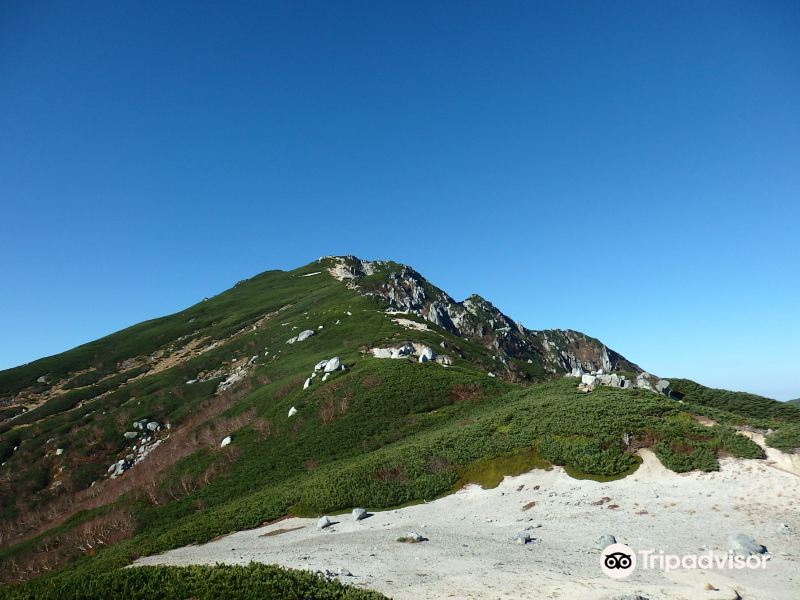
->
xmin=216 ymin=355 xmax=258 ymax=393
xmin=369 ymin=343 xmax=452 ymax=366
xmin=575 ymin=370 xmax=680 ymax=398
xmin=323 ymin=256 xmax=642 ymax=381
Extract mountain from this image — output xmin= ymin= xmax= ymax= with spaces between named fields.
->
xmin=1 ymin=255 xmax=798 ymax=598
xmin=788 ymin=398 xmax=800 ymax=407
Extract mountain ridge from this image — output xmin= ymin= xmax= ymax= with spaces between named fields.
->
xmin=323 ymin=255 xmax=642 ymax=378
xmin=0 ymin=255 xmax=797 ymax=595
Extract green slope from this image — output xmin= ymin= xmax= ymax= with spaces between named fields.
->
xmin=668 ymin=378 xmax=800 ymax=425
xmin=0 ymin=257 xmax=793 ymax=597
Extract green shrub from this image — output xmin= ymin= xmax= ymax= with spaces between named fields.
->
xmin=765 ymin=425 xmax=800 ymax=453
xmin=0 ymin=563 xmax=387 ymax=600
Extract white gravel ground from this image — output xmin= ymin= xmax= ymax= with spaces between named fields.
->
xmin=135 ymin=446 xmax=800 ymax=600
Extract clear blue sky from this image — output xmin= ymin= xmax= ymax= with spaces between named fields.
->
xmin=1 ymin=1 xmax=798 ymax=399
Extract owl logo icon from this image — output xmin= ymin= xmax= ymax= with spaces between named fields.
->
xmin=600 ymin=543 xmax=637 ymax=579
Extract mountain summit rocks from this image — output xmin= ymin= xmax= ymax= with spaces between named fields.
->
xmin=323 ymin=256 xmax=639 ymax=381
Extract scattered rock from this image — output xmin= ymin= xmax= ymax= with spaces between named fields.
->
xmin=392 ymin=344 xmax=413 ymax=359
xmin=55 ymin=448 xmax=64 ymax=456
xmin=352 ymin=507 xmax=367 ymax=521
xmin=124 ymin=431 xmax=139 ymax=439
xmin=220 ymin=436 xmax=232 ymax=448
xmin=515 ymin=531 xmax=532 ymax=545
xmin=594 ymin=534 xmax=616 ymax=550
xmin=314 ymin=359 xmax=329 ymax=371
xmin=36 ymin=375 xmax=48 ymax=384
xmin=398 ymin=531 xmax=426 ymax=543
xmin=288 ymin=406 xmax=298 ymax=417
xmin=488 ymin=372 xmax=496 ymax=378
xmin=324 ymin=357 xmax=341 ymax=372
xmin=146 ymin=421 xmax=160 ymax=432
xmin=297 ymin=329 xmax=315 ymax=342
xmin=317 ymin=515 xmax=332 ymax=529
xmin=728 ymin=533 xmax=767 ymax=556
xmin=418 ymin=346 xmax=435 ymax=363
xmin=303 ymin=377 xmax=312 ymax=390
xmin=338 ymin=568 xmax=352 ymax=577
xmin=108 ymin=458 xmax=134 ymax=478
xmin=287 ymin=329 xmax=316 ymax=344
xmin=322 ymin=373 xmax=330 ymax=382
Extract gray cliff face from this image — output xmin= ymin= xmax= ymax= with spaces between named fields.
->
xmin=324 ymin=256 xmax=642 ymax=380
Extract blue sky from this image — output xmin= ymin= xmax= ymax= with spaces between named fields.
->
xmin=1 ymin=1 xmax=798 ymax=399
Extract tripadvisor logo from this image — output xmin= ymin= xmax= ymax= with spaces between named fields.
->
xmin=601 ymin=543 xmax=636 ymax=579
xmin=600 ymin=543 xmax=768 ymax=579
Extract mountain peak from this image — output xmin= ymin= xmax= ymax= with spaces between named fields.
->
xmin=314 ymin=255 xmax=640 ymax=380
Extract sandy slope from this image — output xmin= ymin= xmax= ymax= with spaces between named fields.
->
xmin=135 ymin=450 xmax=800 ymax=600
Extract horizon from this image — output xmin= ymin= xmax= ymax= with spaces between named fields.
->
xmin=2 ymin=2 xmax=799 ymax=400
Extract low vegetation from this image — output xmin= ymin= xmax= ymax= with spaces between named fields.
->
xmin=0 ymin=563 xmax=387 ymax=600
xmin=0 ymin=259 xmax=793 ymax=597
xmin=765 ymin=425 xmax=800 ymax=453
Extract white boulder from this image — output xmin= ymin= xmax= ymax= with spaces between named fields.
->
xmin=314 ymin=359 xmax=329 ymax=371
xmin=390 ymin=344 xmax=413 ymax=359
xmin=303 ymin=377 xmax=312 ymax=390
xmin=515 ymin=531 xmax=532 ymax=544
xmin=288 ymin=406 xmax=298 ymax=417
xmin=297 ymin=329 xmax=315 ymax=342
xmin=220 ymin=436 xmax=232 ymax=448
xmin=418 ymin=346 xmax=435 ymax=363
xmin=594 ymin=534 xmax=616 ymax=550
xmin=729 ymin=534 xmax=767 ymax=556
xmin=324 ymin=357 xmax=341 ymax=372
xmin=317 ymin=515 xmax=332 ymax=529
